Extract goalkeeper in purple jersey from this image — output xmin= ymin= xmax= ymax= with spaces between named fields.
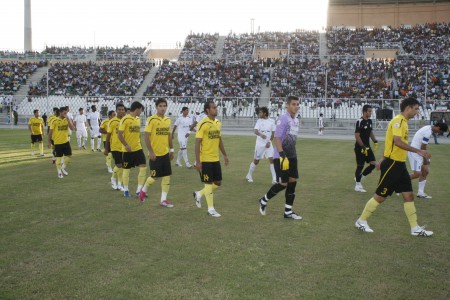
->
xmin=258 ymin=96 xmax=302 ymax=220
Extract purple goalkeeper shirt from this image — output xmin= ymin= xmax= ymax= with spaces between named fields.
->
xmin=273 ymin=112 xmax=299 ymax=159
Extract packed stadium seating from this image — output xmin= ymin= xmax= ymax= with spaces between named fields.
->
xmin=28 ymin=62 xmax=152 ymax=97
xmin=0 ymin=61 xmax=45 ymax=95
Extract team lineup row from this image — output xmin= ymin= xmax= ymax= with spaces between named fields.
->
xmin=26 ymin=97 xmax=447 ymax=235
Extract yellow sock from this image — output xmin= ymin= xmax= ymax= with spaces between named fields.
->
xmin=204 ymin=184 xmax=214 ymax=209
xmin=161 ymin=176 xmax=170 ymax=193
xmin=404 ymin=202 xmax=418 ymax=228
xmin=138 ymin=167 xmax=146 ymax=186
xmin=56 ymin=157 xmax=62 ymax=171
xmin=39 ymin=142 xmax=44 ymax=154
xmin=31 ymin=143 xmax=35 ymax=153
xmin=117 ymin=168 xmax=123 ymax=184
xmin=63 ymin=156 xmax=71 ymax=166
xmin=106 ymin=153 xmax=112 ymax=168
xmin=112 ymin=166 xmax=119 ymax=179
xmin=122 ymin=169 xmax=130 ymax=189
xmin=359 ymin=198 xmax=380 ymax=221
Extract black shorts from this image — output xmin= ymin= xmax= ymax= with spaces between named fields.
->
xmin=54 ymin=142 xmax=72 ymax=157
xmin=354 ymin=146 xmax=376 ymax=165
xmin=31 ymin=134 xmax=42 ymax=143
xmin=375 ymin=158 xmax=412 ymax=197
xmin=200 ymin=161 xmax=222 ymax=183
xmin=149 ymin=153 xmax=172 ymax=177
xmin=122 ymin=149 xmax=146 ymax=169
xmin=111 ymin=151 xmax=123 ymax=166
xmin=273 ymin=157 xmax=299 ymax=183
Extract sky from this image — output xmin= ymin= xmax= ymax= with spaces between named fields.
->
xmin=1 ymin=0 xmax=328 ymax=52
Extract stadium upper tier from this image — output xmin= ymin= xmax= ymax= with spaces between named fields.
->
xmin=27 ymin=62 xmax=152 ymax=97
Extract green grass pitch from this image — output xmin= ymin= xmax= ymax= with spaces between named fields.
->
xmin=1 ymin=129 xmax=449 ymax=299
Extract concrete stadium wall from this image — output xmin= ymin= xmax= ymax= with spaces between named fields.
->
xmin=328 ymin=2 xmax=450 ymax=28
xmin=146 ymin=49 xmax=181 ymax=60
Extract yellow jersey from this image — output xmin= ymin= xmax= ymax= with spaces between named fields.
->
xmin=108 ymin=117 xmax=122 ymax=152
xmin=100 ymin=119 xmax=110 ymax=142
xmin=196 ymin=117 xmax=222 ymax=162
xmin=384 ymin=114 xmax=409 ymax=162
xmin=28 ymin=117 xmax=44 ymax=135
xmin=118 ymin=115 xmax=142 ymax=152
xmin=47 ymin=115 xmax=57 ymax=128
xmin=50 ymin=118 xmax=70 ymax=145
xmin=145 ymin=115 xmax=171 ymax=156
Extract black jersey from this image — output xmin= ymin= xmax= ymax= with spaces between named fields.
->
xmin=355 ymin=118 xmax=373 ymax=147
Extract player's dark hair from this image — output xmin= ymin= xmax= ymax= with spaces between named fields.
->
xmin=259 ymin=106 xmax=269 ymax=117
xmin=108 ymin=110 xmax=115 ymax=117
xmin=130 ymin=101 xmax=144 ymax=112
xmin=53 ymin=107 xmax=59 ymax=112
xmin=59 ymin=106 xmax=67 ymax=113
xmin=79 ymin=107 xmax=84 ymax=112
xmin=116 ymin=103 xmax=125 ymax=110
xmin=54 ymin=108 xmax=60 ymax=116
xmin=155 ymin=98 xmax=167 ymax=106
xmin=91 ymin=105 xmax=96 ymax=110
xmin=362 ymin=104 xmax=372 ymax=113
xmin=400 ymin=97 xmax=419 ymax=112
xmin=435 ymin=122 xmax=448 ymax=132
xmin=204 ymin=101 xmax=215 ymax=113
xmin=320 ymin=113 xmax=323 ymax=117
xmin=286 ymin=96 xmax=299 ymax=104
xmin=181 ymin=106 xmax=189 ymax=112
xmin=65 ymin=106 xmax=69 ymax=110
xmin=33 ymin=109 xmax=38 ymax=114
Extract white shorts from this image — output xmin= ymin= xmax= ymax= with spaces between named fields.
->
xmin=178 ymin=136 xmax=188 ymax=149
xmin=76 ymin=129 xmax=88 ymax=138
xmin=408 ymin=152 xmax=423 ymax=172
xmin=254 ymin=143 xmax=274 ymax=160
xmin=90 ymin=127 xmax=100 ymax=138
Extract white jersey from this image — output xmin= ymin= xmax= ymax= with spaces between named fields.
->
xmin=254 ymin=118 xmax=276 ymax=145
xmin=318 ymin=116 xmax=324 ymax=127
xmin=410 ymin=125 xmax=432 ymax=149
xmin=195 ymin=112 xmax=207 ymax=123
xmin=67 ymin=112 xmax=74 ymax=121
xmin=174 ymin=115 xmax=192 ymax=138
xmin=88 ymin=111 xmax=100 ymax=128
xmin=74 ymin=114 xmax=87 ymax=130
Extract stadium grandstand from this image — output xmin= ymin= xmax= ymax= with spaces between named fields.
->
xmin=1 ymin=0 xmax=449 ymax=131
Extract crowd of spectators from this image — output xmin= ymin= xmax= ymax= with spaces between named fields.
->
xmin=0 ymin=61 xmax=44 ymax=95
xmin=28 ymin=62 xmax=151 ymax=97
xmin=144 ymin=60 xmax=265 ymax=99
xmin=327 ymin=23 xmax=450 ymax=56
xmin=392 ymin=57 xmax=449 ymax=101
xmin=222 ymin=31 xmax=319 ymax=59
xmin=178 ymin=33 xmax=219 ymax=61
xmin=271 ymin=58 xmax=391 ymax=100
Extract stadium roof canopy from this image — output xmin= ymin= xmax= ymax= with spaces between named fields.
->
xmin=329 ymin=0 xmax=450 ymax=4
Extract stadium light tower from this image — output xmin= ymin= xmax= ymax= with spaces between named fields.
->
xmin=24 ymin=0 xmax=32 ymax=52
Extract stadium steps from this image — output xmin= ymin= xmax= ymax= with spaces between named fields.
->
xmin=14 ymin=65 xmax=49 ymax=103
xmin=213 ymin=36 xmax=226 ymax=59
xmin=258 ymin=68 xmax=273 ymax=107
xmin=319 ymin=32 xmax=328 ymax=64
xmin=134 ymin=66 xmax=159 ymax=99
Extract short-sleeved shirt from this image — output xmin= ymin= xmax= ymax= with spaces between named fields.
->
xmin=174 ymin=115 xmax=192 ymax=138
xmin=28 ymin=117 xmax=44 ymax=135
xmin=410 ymin=125 xmax=432 ymax=149
xmin=47 ymin=115 xmax=57 ymax=128
xmin=196 ymin=117 xmax=222 ymax=162
xmin=108 ymin=117 xmax=122 ymax=152
xmin=354 ymin=117 xmax=373 ymax=148
xmin=273 ymin=112 xmax=299 ymax=159
xmin=118 ymin=115 xmax=142 ymax=152
xmin=145 ymin=115 xmax=171 ymax=156
xmin=50 ymin=118 xmax=69 ymax=145
xmin=74 ymin=114 xmax=87 ymax=130
xmin=88 ymin=111 xmax=100 ymax=128
xmin=254 ymin=118 xmax=275 ymax=146
xmin=100 ymin=119 xmax=110 ymax=142
xmin=384 ymin=114 xmax=409 ymax=162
